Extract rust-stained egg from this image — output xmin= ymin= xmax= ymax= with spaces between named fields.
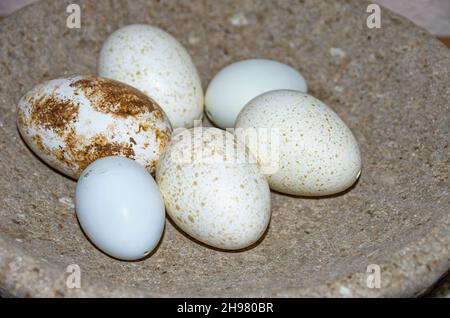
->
xmin=17 ymin=75 xmax=172 ymax=179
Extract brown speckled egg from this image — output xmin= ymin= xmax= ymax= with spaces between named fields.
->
xmin=235 ymin=90 xmax=362 ymax=196
xmin=17 ymin=75 xmax=172 ymax=179
xmin=156 ymin=127 xmax=271 ymax=250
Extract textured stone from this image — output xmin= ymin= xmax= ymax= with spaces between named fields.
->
xmin=0 ymin=0 xmax=448 ymax=297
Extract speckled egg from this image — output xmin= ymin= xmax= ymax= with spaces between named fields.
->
xmin=235 ymin=90 xmax=362 ymax=196
xmin=156 ymin=127 xmax=271 ymax=250
xmin=17 ymin=75 xmax=172 ymax=179
xmin=98 ymin=24 xmax=204 ymax=129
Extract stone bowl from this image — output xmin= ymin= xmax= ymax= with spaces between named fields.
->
xmin=0 ymin=0 xmax=448 ymax=297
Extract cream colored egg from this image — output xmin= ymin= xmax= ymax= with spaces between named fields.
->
xmin=156 ymin=127 xmax=271 ymax=250
xmin=235 ymin=90 xmax=362 ymax=196
xmin=17 ymin=75 xmax=172 ymax=179
xmin=98 ymin=24 xmax=204 ymax=129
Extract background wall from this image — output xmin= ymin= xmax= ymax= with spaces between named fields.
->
xmin=1 ymin=0 xmax=450 ymax=37
xmin=376 ymin=0 xmax=450 ymax=37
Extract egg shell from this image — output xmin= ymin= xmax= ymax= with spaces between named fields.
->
xmin=76 ymin=156 xmax=165 ymax=261
xmin=205 ymin=59 xmax=307 ymax=129
xmin=17 ymin=75 xmax=172 ymax=179
xmin=98 ymin=24 xmax=204 ymax=129
xmin=156 ymin=127 xmax=271 ymax=250
xmin=235 ymin=90 xmax=362 ymax=196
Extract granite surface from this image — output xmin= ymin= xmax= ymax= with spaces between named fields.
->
xmin=0 ymin=0 xmax=449 ymax=297
xmin=427 ymin=274 xmax=450 ymax=298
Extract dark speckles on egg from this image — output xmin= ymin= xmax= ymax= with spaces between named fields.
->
xmin=17 ymin=75 xmax=172 ymax=179
xmin=70 ymin=76 xmax=160 ymax=118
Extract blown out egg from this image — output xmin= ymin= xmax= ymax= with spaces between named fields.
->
xmin=235 ymin=90 xmax=362 ymax=196
xmin=156 ymin=127 xmax=271 ymax=250
xmin=98 ymin=24 xmax=204 ymax=129
xmin=17 ymin=75 xmax=172 ymax=179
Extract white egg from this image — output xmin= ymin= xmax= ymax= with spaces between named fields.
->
xmin=156 ymin=127 xmax=271 ymax=250
xmin=76 ymin=156 xmax=165 ymax=260
xmin=205 ymin=59 xmax=307 ymax=129
xmin=235 ymin=90 xmax=362 ymax=196
xmin=98 ymin=24 xmax=204 ymax=129
xmin=17 ymin=75 xmax=171 ymax=179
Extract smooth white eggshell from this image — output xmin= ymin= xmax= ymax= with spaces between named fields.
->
xmin=98 ymin=24 xmax=204 ymax=129
xmin=235 ymin=90 xmax=362 ymax=196
xmin=17 ymin=75 xmax=171 ymax=179
xmin=156 ymin=127 xmax=271 ymax=250
xmin=205 ymin=59 xmax=307 ymax=129
xmin=76 ymin=156 xmax=165 ymax=260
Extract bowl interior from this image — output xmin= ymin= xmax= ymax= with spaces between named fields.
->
xmin=0 ymin=0 xmax=448 ymax=297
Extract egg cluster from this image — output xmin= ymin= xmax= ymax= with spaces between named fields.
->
xmin=17 ymin=24 xmax=361 ymax=260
